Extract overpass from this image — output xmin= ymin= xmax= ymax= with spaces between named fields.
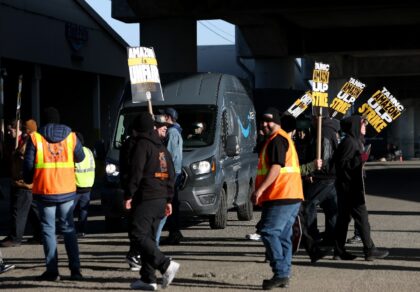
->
xmin=112 ymin=1 xmax=420 ymax=158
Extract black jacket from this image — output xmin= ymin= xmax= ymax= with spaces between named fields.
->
xmin=334 ymin=116 xmax=365 ymax=205
xmin=126 ymin=131 xmax=175 ymax=203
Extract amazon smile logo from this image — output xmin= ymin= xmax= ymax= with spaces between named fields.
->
xmin=238 ymin=111 xmax=255 ymax=138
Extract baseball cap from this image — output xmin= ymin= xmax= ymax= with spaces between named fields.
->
xmin=154 ymin=114 xmax=170 ymax=127
xmin=159 ymin=107 xmax=178 ymax=121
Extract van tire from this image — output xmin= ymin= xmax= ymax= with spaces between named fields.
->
xmin=237 ymin=184 xmax=254 ymax=221
xmin=209 ymin=188 xmax=227 ymax=229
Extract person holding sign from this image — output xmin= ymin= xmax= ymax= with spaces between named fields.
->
xmin=333 ymin=115 xmax=389 ymax=261
xmin=252 ymin=107 xmax=303 ymax=289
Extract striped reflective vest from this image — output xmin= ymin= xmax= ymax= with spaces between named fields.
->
xmin=256 ymin=128 xmax=304 ymax=205
xmin=75 ymin=147 xmax=95 ymax=188
xmin=30 ymin=132 xmax=77 ymax=195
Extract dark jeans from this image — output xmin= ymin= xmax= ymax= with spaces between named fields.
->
xmin=9 ymin=187 xmax=41 ymax=242
xmin=74 ymin=191 xmax=90 ymax=234
xmin=130 ymin=198 xmax=170 ymax=283
xmin=304 ymin=180 xmax=338 ymax=242
xmin=164 ymin=174 xmax=182 ymax=234
xmin=335 ymin=196 xmax=374 ymax=254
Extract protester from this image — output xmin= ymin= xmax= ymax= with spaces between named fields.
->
xmin=333 ymin=115 xmax=389 ymax=261
xmin=158 ymin=108 xmax=184 ymax=245
xmin=23 ymin=107 xmax=85 ymax=281
xmin=0 ymin=119 xmax=41 ymax=247
xmin=252 ymin=108 xmax=303 ymax=290
xmin=124 ymin=112 xmax=180 ymax=290
xmin=303 ymin=117 xmax=340 ymax=246
xmin=74 ymin=132 xmax=95 ymax=238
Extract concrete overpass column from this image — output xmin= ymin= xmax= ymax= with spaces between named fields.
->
xmin=31 ymin=65 xmax=41 ymax=123
xmin=254 ymin=58 xmax=296 ymax=89
xmin=140 ymin=19 xmax=197 ymax=74
xmin=93 ymin=74 xmax=101 ymax=141
xmin=391 ymin=99 xmax=415 ymax=159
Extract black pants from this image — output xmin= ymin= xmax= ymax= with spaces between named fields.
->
xmin=9 ymin=187 xmax=41 ymax=242
xmin=130 ymin=198 xmax=170 ymax=283
xmin=304 ymin=180 xmax=338 ymax=242
xmin=165 ymin=174 xmax=182 ymax=234
xmin=334 ymin=196 xmax=374 ymax=254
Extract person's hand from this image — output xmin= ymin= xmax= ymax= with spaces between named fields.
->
xmin=360 ymin=152 xmax=369 ymax=162
xmin=165 ymin=203 xmax=172 ymax=216
xmin=251 ymin=189 xmax=263 ymax=205
xmin=315 ymin=159 xmax=323 ymax=170
xmin=124 ymin=199 xmax=132 ymax=210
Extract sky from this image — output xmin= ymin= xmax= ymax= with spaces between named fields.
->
xmin=85 ymin=0 xmax=235 ymax=46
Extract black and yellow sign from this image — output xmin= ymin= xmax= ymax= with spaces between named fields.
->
xmin=286 ymin=91 xmax=312 ymax=118
xmin=128 ymin=46 xmax=163 ymax=103
xmin=358 ymin=87 xmax=404 ymax=133
xmin=329 ymin=78 xmax=366 ymax=119
xmin=311 ymin=62 xmax=330 ymax=117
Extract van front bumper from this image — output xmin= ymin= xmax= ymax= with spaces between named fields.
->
xmin=178 ymin=183 xmax=222 ymax=216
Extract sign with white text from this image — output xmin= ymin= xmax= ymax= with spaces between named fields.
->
xmin=127 ymin=46 xmax=163 ymax=103
xmin=358 ymin=87 xmax=404 ymax=133
xmin=329 ymin=77 xmax=366 ymax=119
xmin=311 ymin=62 xmax=330 ymax=117
xmin=286 ymin=91 xmax=312 ymax=118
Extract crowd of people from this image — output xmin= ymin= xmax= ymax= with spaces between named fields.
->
xmin=0 ymin=105 xmax=390 ymax=290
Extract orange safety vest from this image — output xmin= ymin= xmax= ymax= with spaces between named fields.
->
xmin=30 ymin=132 xmax=77 ymax=195
xmin=256 ymin=128 xmax=304 ymax=205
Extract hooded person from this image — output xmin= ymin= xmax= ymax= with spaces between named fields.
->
xmin=333 ymin=115 xmax=389 ymax=261
xmin=123 ymin=112 xmax=180 ymax=290
xmin=23 ymin=107 xmax=85 ymax=281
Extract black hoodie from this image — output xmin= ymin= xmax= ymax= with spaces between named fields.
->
xmin=126 ymin=130 xmax=175 ymax=203
xmin=334 ymin=115 xmax=366 ymax=205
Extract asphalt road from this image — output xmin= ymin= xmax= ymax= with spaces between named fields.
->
xmin=0 ymin=164 xmax=419 ymax=291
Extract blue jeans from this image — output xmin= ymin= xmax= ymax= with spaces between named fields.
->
xmin=36 ymin=200 xmax=80 ymax=274
xmin=74 ymin=191 xmax=91 ymax=234
xmin=260 ymin=202 xmax=301 ymax=278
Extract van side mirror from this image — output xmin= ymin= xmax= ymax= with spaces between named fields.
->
xmin=226 ymin=135 xmax=240 ymax=157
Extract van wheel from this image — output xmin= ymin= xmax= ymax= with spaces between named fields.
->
xmin=209 ymin=188 xmax=227 ymax=229
xmin=237 ymin=184 xmax=254 ymax=221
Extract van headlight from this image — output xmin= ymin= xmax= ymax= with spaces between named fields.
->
xmin=190 ymin=158 xmax=215 ymax=175
xmin=105 ymin=162 xmax=119 ymax=177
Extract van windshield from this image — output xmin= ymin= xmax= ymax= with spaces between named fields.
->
xmin=114 ymin=105 xmax=217 ymax=149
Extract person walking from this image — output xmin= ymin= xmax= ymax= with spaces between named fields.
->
xmin=333 ymin=115 xmax=389 ymax=261
xmin=124 ymin=112 xmax=180 ymax=290
xmin=73 ymin=132 xmax=95 ymax=238
xmin=23 ymin=107 xmax=85 ymax=281
xmin=0 ymin=119 xmax=41 ymax=247
xmin=158 ymin=108 xmax=184 ymax=245
xmin=252 ymin=107 xmax=304 ymax=290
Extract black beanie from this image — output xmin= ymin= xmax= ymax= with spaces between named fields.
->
xmin=261 ymin=107 xmax=281 ymax=124
xmin=43 ymin=107 xmax=60 ymax=124
xmin=132 ymin=112 xmax=154 ymax=133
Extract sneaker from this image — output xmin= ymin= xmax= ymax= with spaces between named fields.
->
xmin=160 ymin=231 xmax=184 ymax=246
xmin=0 ymin=237 xmax=21 ymax=248
xmin=262 ymin=276 xmax=290 ymax=290
xmin=245 ymin=233 xmax=261 ymax=241
xmin=130 ymin=279 xmax=157 ymax=290
xmin=162 ymin=260 xmax=180 ymax=289
xmin=70 ymin=270 xmax=83 ymax=281
xmin=126 ymin=254 xmax=142 ymax=271
xmin=36 ymin=271 xmax=60 ymax=281
xmin=346 ymin=235 xmax=362 ymax=244
xmin=365 ymin=247 xmax=389 ymax=261
xmin=0 ymin=262 xmax=15 ymax=274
